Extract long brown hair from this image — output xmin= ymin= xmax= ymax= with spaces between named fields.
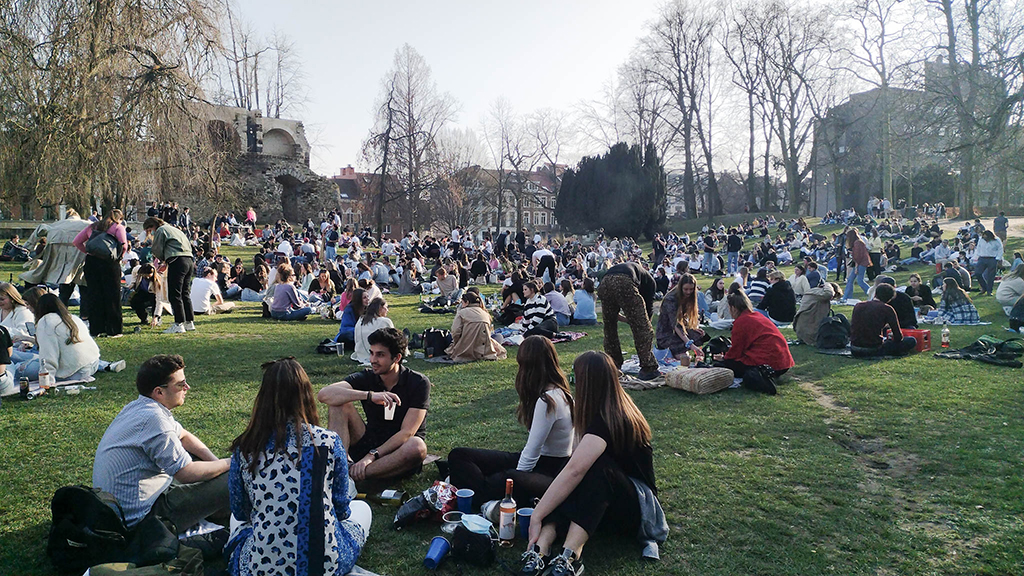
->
xmin=515 ymin=335 xmax=572 ymax=428
xmin=845 ymin=229 xmax=860 ymax=250
xmin=34 ymin=293 xmax=81 ymax=345
xmin=940 ymin=277 xmax=972 ymax=306
xmin=673 ymin=273 xmax=700 ymax=330
xmin=230 ymin=358 xmax=320 ymax=476
xmin=572 ymin=351 xmax=651 ymax=454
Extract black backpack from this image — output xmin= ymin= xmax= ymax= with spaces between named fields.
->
xmin=816 ymin=310 xmax=851 ymax=349
xmin=48 ymin=485 xmax=178 ymax=573
xmin=422 ymin=328 xmax=452 ymax=358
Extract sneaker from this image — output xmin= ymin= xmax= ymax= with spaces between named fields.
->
xmin=541 ymin=554 xmax=583 ymax=576
xmin=183 ymin=321 xmax=196 ymax=331
xmin=637 ymin=370 xmax=661 ymax=381
xmin=108 ymin=333 xmax=123 ymax=339
xmin=163 ymin=323 xmax=186 ymax=334
xmin=107 ymin=360 xmax=127 ymax=373
xmin=519 ymin=548 xmax=547 ymax=576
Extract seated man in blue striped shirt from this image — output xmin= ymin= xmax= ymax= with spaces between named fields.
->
xmin=92 ymin=355 xmax=229 ymax=532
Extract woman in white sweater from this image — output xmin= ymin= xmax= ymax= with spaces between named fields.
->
xmin=447 ymin=335 xmax=574 ymax=508
xmin=0 ymin=282 xmax=35 ymax=357
xmin=13 ymin=294 xmax=124 ymax=382
xmin=351 ymin=297 xmax=394 ymax=364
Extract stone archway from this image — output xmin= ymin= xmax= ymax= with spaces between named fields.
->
xmin=276 ymin=174 xmax=304 ymax=223
xmin=263 ymin=128 xmax=297 ymax=158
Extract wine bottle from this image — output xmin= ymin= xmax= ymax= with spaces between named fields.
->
xmin=498 ymin=478 xmax=516 ymax=547
xmin=356 ymin=489 xmax=408 ymax=507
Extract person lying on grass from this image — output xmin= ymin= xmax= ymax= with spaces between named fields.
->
xmin=318 ymin=328 xmax=429 ymax=482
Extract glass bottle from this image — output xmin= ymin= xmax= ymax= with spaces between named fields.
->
xmin=940 ymin=322 xmax=950 ymax=348
xmin=355 ymin=489 xmax=408 ymax=507
xmin=498 ymin=478 xmax=516 ymax=547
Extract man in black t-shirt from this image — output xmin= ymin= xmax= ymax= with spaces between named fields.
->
xmin=318 ymin=328 xmax=429 ymax=481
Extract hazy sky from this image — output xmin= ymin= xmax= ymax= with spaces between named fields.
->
xmin=244 ymin=0 xmax=660 ymax=176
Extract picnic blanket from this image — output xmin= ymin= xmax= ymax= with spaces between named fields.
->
xmin=425 ymin=355 xmax=461 ymax=364
xmin=620 ymin=373 xmax=666 ymax=390
xmin=492 ymin=329 xmax=587 ymax=346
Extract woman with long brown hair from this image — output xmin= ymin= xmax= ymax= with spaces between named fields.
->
xmin=226 ymin=358 xmax=370 ymax=576
xmin=72 ymin=209 xmax=128 ymax=337
xmin=521 ymin=351 xmax=661 ymax=576
xmin=655 ymin=272 xmax=706 ymax=362
xmin=448 ymin=335 xmax=574 ymax=508
xmin=842 ymin=228 xmax=872 ymax=300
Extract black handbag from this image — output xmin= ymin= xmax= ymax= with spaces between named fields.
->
xmin=450 ymin=524 xmax=496 ymax=567
xmin=86 ymin=230 xmax=122 ymax=260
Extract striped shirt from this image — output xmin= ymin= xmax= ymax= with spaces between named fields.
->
xmin=522 ymin=295 xmax=555 ymax=329
xmin=92 ymin=396 xmax=191 ymax=527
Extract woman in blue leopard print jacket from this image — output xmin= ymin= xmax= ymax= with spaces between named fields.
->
xmin=226 ymin=358 xmax=372 ymax=575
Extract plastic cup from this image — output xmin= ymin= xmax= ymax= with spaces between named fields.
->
xmin=517 ymin=507 xmax=533 ymax=539
xmin=456 ymin=488 xmax=474 ymax=514
xmin=423 ymin=536 xmax=450 ymax=570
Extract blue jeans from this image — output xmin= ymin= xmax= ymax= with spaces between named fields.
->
xmin=555 ymin=312 xmax=571 ymax=326
xmin=325 ymin=245 xmax=337 ymax=262
xmin=702 ymin=254 xmax=714 ymax=274
xmin=727 ymin=252 xmax=739 ymax=274
xmin=271 ymin=307 xmax=311 ymax=321
xmin=240 ymin=288 xmax=263 ymax=302
xmin=570 ymin=318 xmax=597 ymax=325
xmin=844 ymin=265 xmax=870 ymax=299
xmin=11 ymin=347 xmax=37 ymax=364
xmin=975 ymin=257 xmax=998 ymax=294
xmin=15 ymin=358 xmax=103 ymax=381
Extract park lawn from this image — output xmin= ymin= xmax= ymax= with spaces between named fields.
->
xmin=0 ymin=230 xmax=1022 ymax=575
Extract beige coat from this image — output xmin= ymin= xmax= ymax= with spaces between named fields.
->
xmin=20 ymin=219 xmax=90 ymax=286
xmin=793 ymin=285 xmax=837 ymax=345
xmin=447 ymin=305 xmax=506 ymax=362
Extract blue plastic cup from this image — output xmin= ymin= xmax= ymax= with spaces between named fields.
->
xmin=456 ymin=488 xmax=474 ymax=514
xmin=423 ymin=536 xmax=450 ymax=569
xmin=517 ymin=507 xmax=533 ymax=539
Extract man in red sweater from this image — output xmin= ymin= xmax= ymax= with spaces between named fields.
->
xmin=849 ymin=284 xmax=917 ymax=357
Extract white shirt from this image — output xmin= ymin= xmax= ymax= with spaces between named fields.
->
xmin=190 ymin=277 xmax=221 ymax=314
xmin=517 ymin=390 xmax=574 ymax=471
xmin=277 ymin=240 xmax=293 ymax=255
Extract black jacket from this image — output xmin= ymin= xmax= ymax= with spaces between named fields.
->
xmin=757 ymin=280 xmax=796 ymax=323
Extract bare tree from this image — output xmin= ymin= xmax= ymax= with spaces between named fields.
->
xmin=431 ymin=127 xmax=484 ymax=233
xmin=362 ymin=44 xmax=458 ymax=233
xmin=482 ymin=98 xmax=539 ymax=233
xmin=264 ymin=30 xmax=306 ymax=119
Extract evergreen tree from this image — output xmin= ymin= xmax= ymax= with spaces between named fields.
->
xmin=555 ymin=142 xmax=667 ymax=238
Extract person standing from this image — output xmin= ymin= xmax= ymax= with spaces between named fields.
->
xmin=597 ymin=262 xmax=659 ymax=380
xmin=726 ymin=229 xmax=742 ymax=275
xmin=993 ymin=211 xmax=1008 ymax=243
xmin=72 ymin=209 xmax=128 ymax=337
xmin=842 ymin=230 xmax=871 ymax=300
xmin=144 ymin=217 xmax=196 ymax=334
xmin=974 ymin=230 xmax=1003 ymax=296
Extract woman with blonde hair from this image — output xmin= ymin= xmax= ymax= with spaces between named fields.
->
xmin=521 ymin=350 xmax=662 ymax=576
xmin=655 ymin=272 xmax=706 ymax=361
xmin=0 ymin=282 xmax=34 ymax=347
xmin=73 ymin=209 xmax=128 ymax=337
xmin=226 ymin=358 xmax=370 ymax=576
xmin=448 ymin=335 xmax=572 ymax=508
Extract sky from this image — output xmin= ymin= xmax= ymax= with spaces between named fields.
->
xmin=243 ymin=0 xmax=660 ymax=176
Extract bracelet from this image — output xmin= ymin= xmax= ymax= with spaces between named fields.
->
xmin=366 ymin=390 xmax=372 ymax=402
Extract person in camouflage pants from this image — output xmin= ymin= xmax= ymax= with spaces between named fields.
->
xmin=597 ymin=263 xmax=659 ymax=379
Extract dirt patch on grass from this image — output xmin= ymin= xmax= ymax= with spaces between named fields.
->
xmin=798 ymin=380 xmax=852 ymax=415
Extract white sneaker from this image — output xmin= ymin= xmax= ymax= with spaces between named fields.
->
xmin=108 ymin=360 xmax=127 ymax=373
xmin=163 ymin=323 xmax=186 ymax=334
xmin=183 ymin=321 xmax=196 ymax=331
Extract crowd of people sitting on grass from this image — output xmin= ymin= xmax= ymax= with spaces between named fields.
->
xmin=9 ymin=204 xmax=1024 ymax=576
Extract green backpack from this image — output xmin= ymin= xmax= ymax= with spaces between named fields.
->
xmin=974 ymin=335 xmax=1024 ymax=357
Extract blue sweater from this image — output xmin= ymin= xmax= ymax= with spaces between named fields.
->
xmin=335 ymin=305 xmax=358 ymax=341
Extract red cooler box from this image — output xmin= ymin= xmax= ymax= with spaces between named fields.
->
xmin=904 ymin=328 xmax=931 ymax=352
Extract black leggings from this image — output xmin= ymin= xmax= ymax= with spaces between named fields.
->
xmin=447 ymin=447 xmax=569 ymax=508
xmin=546 ymin=451 xmax=640 ymax=536
xmin=537 ymin=256 xmax=557 ymax=283
xmin=130 ymin=290 xmax=157 ymax=323
xmin=714 ymin=358 xmax=789 ymax=379
xmin=524 ymin=317 xmax=559 ymax=339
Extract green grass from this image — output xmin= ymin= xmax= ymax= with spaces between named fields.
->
xmin=1 ymin=228 xmax=1022 ymax=575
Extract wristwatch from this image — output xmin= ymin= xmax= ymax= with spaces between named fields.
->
xmin=368 ymin=449 xmax=380 ymax=461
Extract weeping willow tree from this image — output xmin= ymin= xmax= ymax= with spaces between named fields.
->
xmin=0 ymin=0 xmax=223 ymax=216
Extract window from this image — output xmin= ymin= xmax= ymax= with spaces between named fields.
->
xmin=538 ymin=212 xmax=547 ymax=226
xmin=383 ymin=224 xmax=392 ymax=234
xmin=549 ymin=197 xmax=556 ymax=210
xmin=523 ymin=211 xmax=530 ymax=225
xmin=539 ymin=197 xmax=547 ymax=208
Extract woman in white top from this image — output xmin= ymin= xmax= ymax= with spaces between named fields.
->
xmin=351 ymin=297 xmax=394 ymax=364
xmin=14 ymin=294 xmax=124 ymax=382
xmin=448 ymin=335 xmax=574 ymax=508
xmin=0 ymin=282 xmax=36 ymax=363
